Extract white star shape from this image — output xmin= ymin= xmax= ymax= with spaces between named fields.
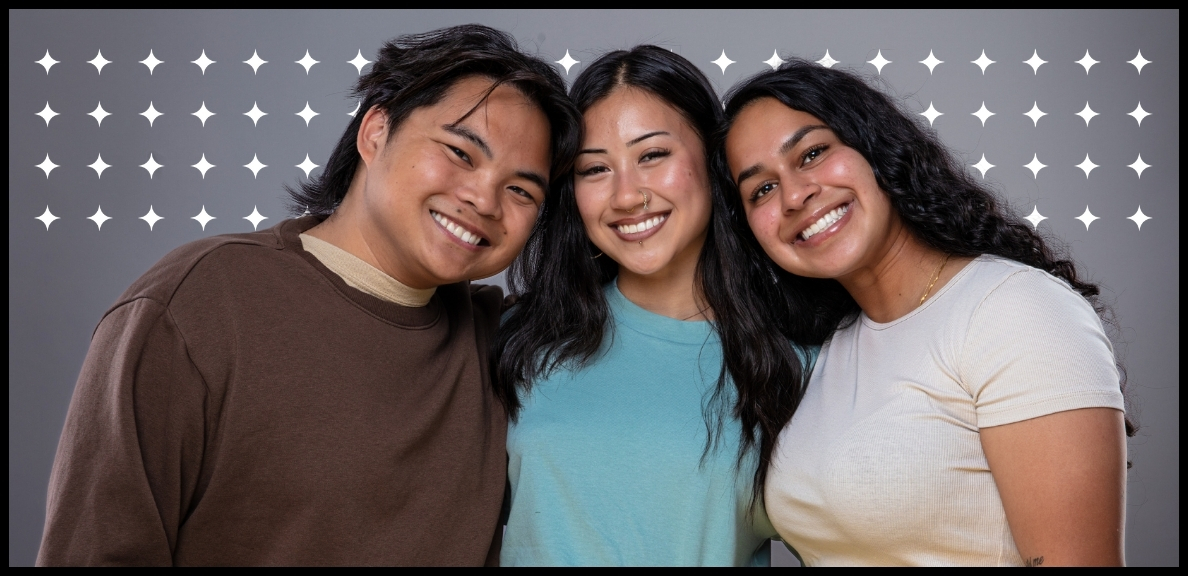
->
xmin=140 ymin=205 xmax=163 ymax=231
xmin=244 ymin=206 xmax=268 ymax=230
xmin=296 ymin=50 xmax=319 ymax=74
xmin=36 ymin=154 xmax=58 ymax=178
xmin=1128 ymin=206 xmax=1151 ymax=230
xmin=245 ymin=101 xmax=267 ymax=126
xmin=972 ymin=154 xmax=995 ymax=178
xmin=1127 ymin=50 xmax=1151 ymax=74
xmin=1128 ymin=102 xmax=1150 ymax=126
xmin=1022 ymin=50 xmax=1047 ymax=75
xmin=1024 ymin=101 xmax=1047 ymax=127
xmin=348 ymin=101 xmax=361 ymax=118
xmin=88 ymin=206 xmax=112 ymax=231
xmin=555 ymin=49 xmax=580 ymax=75
xmin=192 ymin=206 xmax=216 ymax=231
xmin=1076 ymin=154 xmax=1098 ymax=178
xmin=193 ymin=101 xmax=216 ymax=127
xmin=763 ymin=50 xmax=785 ymax=70
xmin=1075 ymin=206 xmax=1099 ymax=230
xmin=36 ymin=50 xmax=58 ymax=74
xmin=192 ymin=154 xmax=215 ymax=178
xmin=920 ymin=102 xmax=943 ymax=126
xmin=297 ymin=154 xmax=320 ymax=178
xmin=1024 ymin=206 xmax=1047 ymax=229
xmin=36 ymin=102 xmax=59 ymax=126
xmin=348 ymin=49 xmax=371 ymax=74
xmin=816 ymin=50 xmax=839 ymax=68
xmin=1076 ymin=101 xmax=1098 ymax=126
xmin=1128 ymin=154 xmax=1151 ymax=178
xmin=1024 ymin=154 xmax=1047 ymax=179
xmin=141 ymin=101 xmax=164 ymax=127
xmin=972 ymin=50 xmax=995 ymax=74
xmin=972 ymin=101 xmax=995 ymax=127
xmin=140 ymin=50 xmax=163 ymax=74
xmin=712 ymin=50 xmax=735 ymax=74
xmin=88 ymin=153 xmax=111 ymax=178
xmin=1076 ymin=50 xmax=1098 ymax=74
xmin=192 ymin=49 xmax=215 ymax=75
xmin=36 ymin=206 xmax=59 ymax=230
xmin=244 ymin=154 xmax=267 ymax=178
xmin=867 ymin=49 xmax=891 ymax=74
xmin=919 ymin=50 xmax=942 ymax=74
xmin=296 ymin=102 xmax=319 ymax=127
xmin=88 ymin=50 xmax=111 ymax=74
xmin=244 ymin=50 xmax=267 ymax=74
xmin=88 ymin=102 xmax=111 ymax=127
xmin=141 ymin=153 xmax=163 ymax=178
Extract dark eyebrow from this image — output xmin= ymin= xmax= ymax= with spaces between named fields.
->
xmin=443 ymin=124 xmax=493 ymax=159
xmin=578 ymin=148 xmax=607 ymax=155
xmin=516 ymin=170 xmax=548 ymax=193
xmin=735 ymin=124 xmax=829 ymax=187
xmin=626 ymin=131 xmax=669 ymax=147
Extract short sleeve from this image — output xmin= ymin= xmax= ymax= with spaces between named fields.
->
xmin=960 ymin=269 xmax=1124 ymax=429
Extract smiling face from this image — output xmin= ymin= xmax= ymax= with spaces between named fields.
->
xmin=726 ymin=97 xmax=902 ymax=282
xmin=574 ymin=87 xmax=712 ymax=278
xmin=351 ymin=76 xmax=551 ymax=289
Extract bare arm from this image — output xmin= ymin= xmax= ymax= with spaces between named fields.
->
xmin=979 ymin=407 xmax=1126 ymax=566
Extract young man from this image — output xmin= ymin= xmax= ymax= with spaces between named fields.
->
xmin=37 ymin=25 xmax=579 ymax=566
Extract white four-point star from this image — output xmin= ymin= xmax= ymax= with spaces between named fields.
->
xmin=140 ymin=50 xmax=163 ymax=74
xmin=816 ymin=50 xmax=839 ymax=68
xmin=36 ymin=50 xmax=59 ymax=74
xmin=1024 ymin=101 xmax=1047 ymax=127
xmin=296 ymin=102 xmax=319 ymax=127
xmin=36 ymin=206 xmax=59 ymax=230
xmin=88 ymin=102 xmax=111 ymax=127
xmin=1024 ymin=206 xmax=1047 ymax=229
xmin=1128 ymin=102 xmax=1150 ymax=126
xmin=141 ymin=101 xmax=163 ymax=127
xmin=1076 ymin=206 xmax=1099 ymax=230
xmin=36 ymin=154 xmax=58 ymax=178
xmin=296 ymin=50 xmax=319 ymax=74
xmin=972 ymin=50 xmax=995 ymax=74
xmin=712 ymin=50 xmax=735 ymax=74
xmin=297 ymin=154 xmax=320 ymax=178
xmin=972 ymin=102 xmax=995 ymax=126
xmin=348 ymin=102 xmax=361 ymax=118
xmin=36 ymin=102 xmax=59 ymax=126
xmin=920 ymin=102 xmax=943 ymax=126
xmin=245 ymin=102 xmax=267 ymax=126
xmin=1128 ymin=206 xmax=1151 ymax=230
xmin=244 ymin=206 xmax=268 ymax=230
xmin=1076 ymin=102 xmax=1098 ymax=126
xmin=972 ymin=154 xmax=995 ymax=178
xmin=140 ymin=206 xmax=164 ymax=231
xmin=192 ymin=206 xmax=216 ymax=231
xmin=1076 ymin=50 xmax=1098 ymax=74
xmin=556 ymin=50 xmax=579 ymax=75
xmin=88 ymin=153 xmax=111 ymax=178
xmin=192 ymin=50 xmax=215 ymax=74
xmin=1023 ymin=50 xmax=1047 ymax=74
xmin=920 ymin=50 xmax=942 ymax=74
xmin=244 ymin=50 xmax=267 ymax=74
xmin=1076 ymin=154 xmax=1098 ymax=178
xmin=88 ymin=206 xmax=112 ymax=230
xmin=348 ymin=50 xmax=371 ymax=74
xmin=1024 ymin=154 xmax=1047 ymax=179
xmin=192 ymin=154 xmax=215 ymax=178
xmin=88 ymin=50 xmax=111 ymax=74
xmin=141 ymin=153 xmax=163 ymax=178
xmin=193 ymin=101 xmax=216 ymax=126
xmin=244 ymin=154 xmax=267 ymax=178
xmin=764 ymin=50 xmax=785 ymax=70
xmin=1128 ymin=154 xmax=1151 ymax=178
xmin=1127 ymin=50 xmax=1151 ymax=74
xmin=867 ymin=49 xmax=891 ymax=74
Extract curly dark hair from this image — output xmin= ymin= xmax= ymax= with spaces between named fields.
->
xmin=718 ymin=59 xmax=1135 ymax=437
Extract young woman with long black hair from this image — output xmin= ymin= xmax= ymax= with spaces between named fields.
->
xmin=721 ymin=61 xmax=1133 ymax=566
xmin=492 ymin=47 xmax=822 ymax=566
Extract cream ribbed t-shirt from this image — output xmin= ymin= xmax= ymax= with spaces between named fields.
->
xmin=766 ymin=256 xmax=1125 ymax=566
xmin=299 ymin=233 xmax=434 ymax=307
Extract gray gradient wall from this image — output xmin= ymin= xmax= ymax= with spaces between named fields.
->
xmin=8 ymin=9 xmax=1178 ymax=566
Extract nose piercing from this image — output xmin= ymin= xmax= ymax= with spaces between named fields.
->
xmin=642 ymin=190 xmax=649 ymax=211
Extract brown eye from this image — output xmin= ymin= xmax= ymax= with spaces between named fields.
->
xmin=801 ymin=144 xmax=827 ymax=166
xmin=751 ymin=181 xmax=776 ymax=202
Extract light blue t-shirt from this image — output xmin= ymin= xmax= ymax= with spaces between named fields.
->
xmin=502 ymin=283 xmax=776 ymax=566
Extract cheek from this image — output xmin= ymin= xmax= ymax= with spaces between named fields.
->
xmin=747 ymin=203 xmax=784 ymax=247
xmin=573 ymin=183 xmax=608 ymax=235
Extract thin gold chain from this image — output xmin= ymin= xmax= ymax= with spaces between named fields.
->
xmin=919 ymin=254 xmax=951 ymax=306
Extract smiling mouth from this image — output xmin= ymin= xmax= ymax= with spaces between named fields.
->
xmin=610 ymin=213 xmax=668 ymax=241
xmin=431 ymin=210 xmax=488 ymax=247
xmin=798 ymin=203 xmax=850 ymax=242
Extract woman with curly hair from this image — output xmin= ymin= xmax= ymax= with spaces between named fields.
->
xmin=720 ymin=61 xmax=1132 ymax=566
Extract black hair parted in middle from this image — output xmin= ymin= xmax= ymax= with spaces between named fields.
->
xmin=492 ymin=45 xmax=828 ymax=507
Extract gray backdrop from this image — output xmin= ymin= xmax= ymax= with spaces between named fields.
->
xmin=8 ymin=9 xmax=1178 ymax=567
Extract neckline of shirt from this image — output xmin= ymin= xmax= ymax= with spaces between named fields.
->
xmin=606 ymin=281 xmax=714 ymax=344
xmin=299 ymin=232 xmax=436 ymax=307
xmin=859 ymin=254 xmax=991 ymax=331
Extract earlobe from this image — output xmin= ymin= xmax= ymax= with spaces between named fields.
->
xmin=356 ymin=107 xmax=388 ymax=166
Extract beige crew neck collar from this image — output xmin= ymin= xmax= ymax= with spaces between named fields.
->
xmin=299 ymin=233 xmax=435 ymax=307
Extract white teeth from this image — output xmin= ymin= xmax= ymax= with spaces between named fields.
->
xmin=800 ymin=204 xmax=849 ymax=241
xmin=432 ymin=211 xmax=482 ymax=246
xmin=617 ymin=214 xmax=666 ymax=235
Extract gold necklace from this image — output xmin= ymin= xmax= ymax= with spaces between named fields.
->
xmin=919 ymin=254 xmax=950 ymax=306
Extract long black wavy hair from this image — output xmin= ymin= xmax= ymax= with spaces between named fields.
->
xmin=493 ymin=46 xmax=833 ymax=506
xmin=719 ymin=60 xmax=1135 ymax=436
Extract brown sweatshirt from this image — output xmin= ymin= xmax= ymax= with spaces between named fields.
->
xmin=37 ymin=216 xmax=508 ymax=566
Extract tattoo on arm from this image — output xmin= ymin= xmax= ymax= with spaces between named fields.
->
xmin=1024 ymin=556 xmax=1045 ymax=567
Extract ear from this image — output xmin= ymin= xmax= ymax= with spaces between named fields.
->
xmin=356 ymin=106 xmax=389 ymax=167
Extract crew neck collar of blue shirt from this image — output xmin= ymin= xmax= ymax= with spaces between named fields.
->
xmin=607 ymin=281 xmax=715 ymax=345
